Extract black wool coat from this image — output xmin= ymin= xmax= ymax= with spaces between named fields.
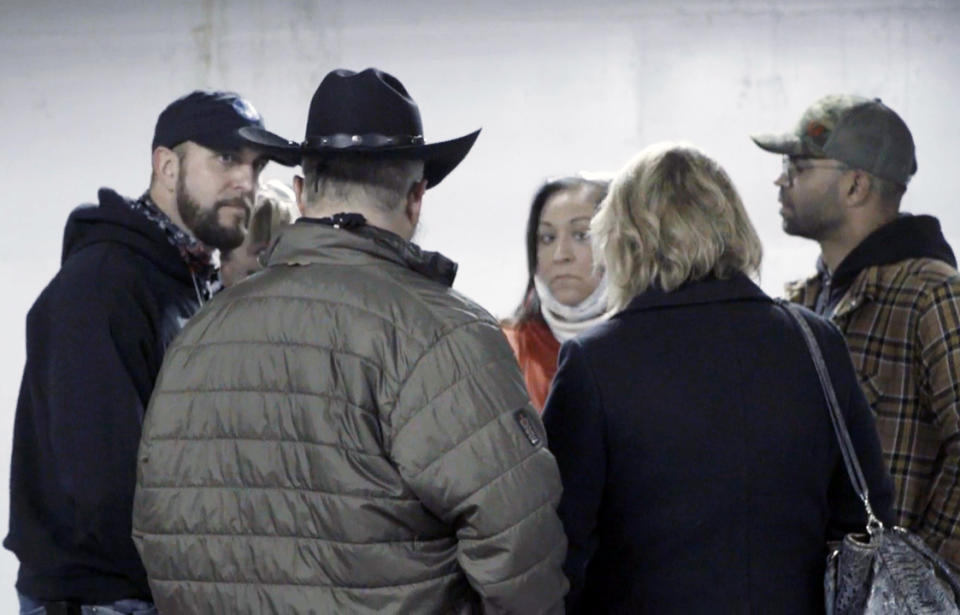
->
xmin=543 ymin=273 xmax=895 ymax=615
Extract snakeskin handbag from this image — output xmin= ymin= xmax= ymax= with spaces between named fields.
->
xmin=780 ymin=300 xmax=960 ymax=615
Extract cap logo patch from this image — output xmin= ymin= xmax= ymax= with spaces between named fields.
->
xmin=807 ymin=122 xmax=827 ymax=138
xmin=806 ymin=121 xmax=827 ymax=138
xmin=514 ymin=410 xmax=542 ymax=447
xmin=232 ymin=97 xmax=261 ymax=122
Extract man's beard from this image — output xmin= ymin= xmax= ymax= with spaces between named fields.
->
xmin=779 ymin=187 xmax=842 ymax=241
xmin=176 ymin=172 xmax=251 ymax=250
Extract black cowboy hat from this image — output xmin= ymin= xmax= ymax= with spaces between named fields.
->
xmin=239 ymin=68 xmax=480 ymax=188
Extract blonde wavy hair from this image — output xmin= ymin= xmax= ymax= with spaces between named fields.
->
xmin=592 ymin=142 xmax=762 ymax=311
xmin=250 ymin=179 xmax=299 ymax=246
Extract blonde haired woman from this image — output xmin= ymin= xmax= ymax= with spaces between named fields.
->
xmin=220 ymin=180 xmax=299 ymax=286
xmin=542 ymin=143 xmax=894 ymax=613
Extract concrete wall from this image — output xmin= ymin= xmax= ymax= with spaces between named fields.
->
xmin=1 ymin=0 xmax=958 ymax=605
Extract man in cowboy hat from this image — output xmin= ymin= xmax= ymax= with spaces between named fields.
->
xmin=753 ymin=95 xmax=960 ymax=570
xmin=132 ymin=68 xmax=568 ymax=613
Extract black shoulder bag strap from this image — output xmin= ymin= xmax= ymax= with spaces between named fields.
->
xmin=776 ymin=299 xmax=884 ymax=533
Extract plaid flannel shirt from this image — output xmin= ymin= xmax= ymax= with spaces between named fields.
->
xmin=786 ymin=257 xmax=960 ymax=570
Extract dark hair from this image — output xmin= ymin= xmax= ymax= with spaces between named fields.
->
xmin=301 ymin=155 xmax=424 ymax=212
xmin=507 ymin=176 xmax=610 ymax=325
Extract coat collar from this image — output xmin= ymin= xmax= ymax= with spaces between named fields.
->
xmin=264 ymin=216 xmax=458 ymax=287
xmin=784 ymin=273 xmax=819 ymax=308
xmin=784 ymin=265 xmax=884 ymax=321
xmin=618 ymin=273 xmax=770 ymax=316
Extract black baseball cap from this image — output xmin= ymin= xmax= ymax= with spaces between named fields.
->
xmin=152 ymin=90 xmax=265 ymax=152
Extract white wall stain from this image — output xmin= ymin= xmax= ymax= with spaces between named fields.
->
xmin=192 ymin=0 xmax=215 ymax=84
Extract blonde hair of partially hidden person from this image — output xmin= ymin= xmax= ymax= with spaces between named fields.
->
xmin=592 ymin=142 xmax=762 ymax=311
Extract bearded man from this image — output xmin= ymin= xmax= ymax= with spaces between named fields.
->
xmin=5 ymin=90 xmax=269 ymax=613
xmin=753 ymin=94 xmax=960 ymax=571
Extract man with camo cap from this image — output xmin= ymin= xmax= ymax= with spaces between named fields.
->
xmin=753 ymin=94 xmax=960 ymax=570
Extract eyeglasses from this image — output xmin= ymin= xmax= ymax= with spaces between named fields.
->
xmin=781 ymin=156 xmax=848 ymax=186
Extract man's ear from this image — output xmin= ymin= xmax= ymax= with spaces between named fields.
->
xmin=405 ymin=179 xmax=427 ymax=226
xmin=152 ymin=146 xmax=180 ymax=193
xmin=293 ymin=175 xmax=308 ymax=216
xmin=844 ymin=170 xmax=872 ymax=207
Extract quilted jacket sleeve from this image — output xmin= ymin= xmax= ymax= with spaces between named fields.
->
xmin=389 ymin=319 xmax=568 ymax=614
xmin=915 ymin=278 xmax=960 ymax=571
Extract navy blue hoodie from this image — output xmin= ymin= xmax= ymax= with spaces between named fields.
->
xmin=5 ymin=189 xmax=204 ymax=602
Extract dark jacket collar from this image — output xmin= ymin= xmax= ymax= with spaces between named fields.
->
xmin=618 ymin=272 xmax=769 ymax=316
xmin=63 ymin=188 xmax=195 ymax=284
xmin=831 ymin=213 xmax=956 ymax=285
xmin=265 ymin=215 xmax=458 ymax=287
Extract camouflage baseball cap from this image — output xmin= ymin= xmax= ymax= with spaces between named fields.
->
xmin=751 ymin=94 xmax=917 ymax=186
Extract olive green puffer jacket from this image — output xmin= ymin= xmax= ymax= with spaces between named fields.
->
xmin=132 ymin=220 xmax=568 ymax=614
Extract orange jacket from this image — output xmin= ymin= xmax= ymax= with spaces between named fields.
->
xmin=503 ymin=318 xmax=561 ymax=413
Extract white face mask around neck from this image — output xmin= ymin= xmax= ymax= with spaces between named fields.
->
xmin=534 ymin=274 xmax=616 ymax=342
